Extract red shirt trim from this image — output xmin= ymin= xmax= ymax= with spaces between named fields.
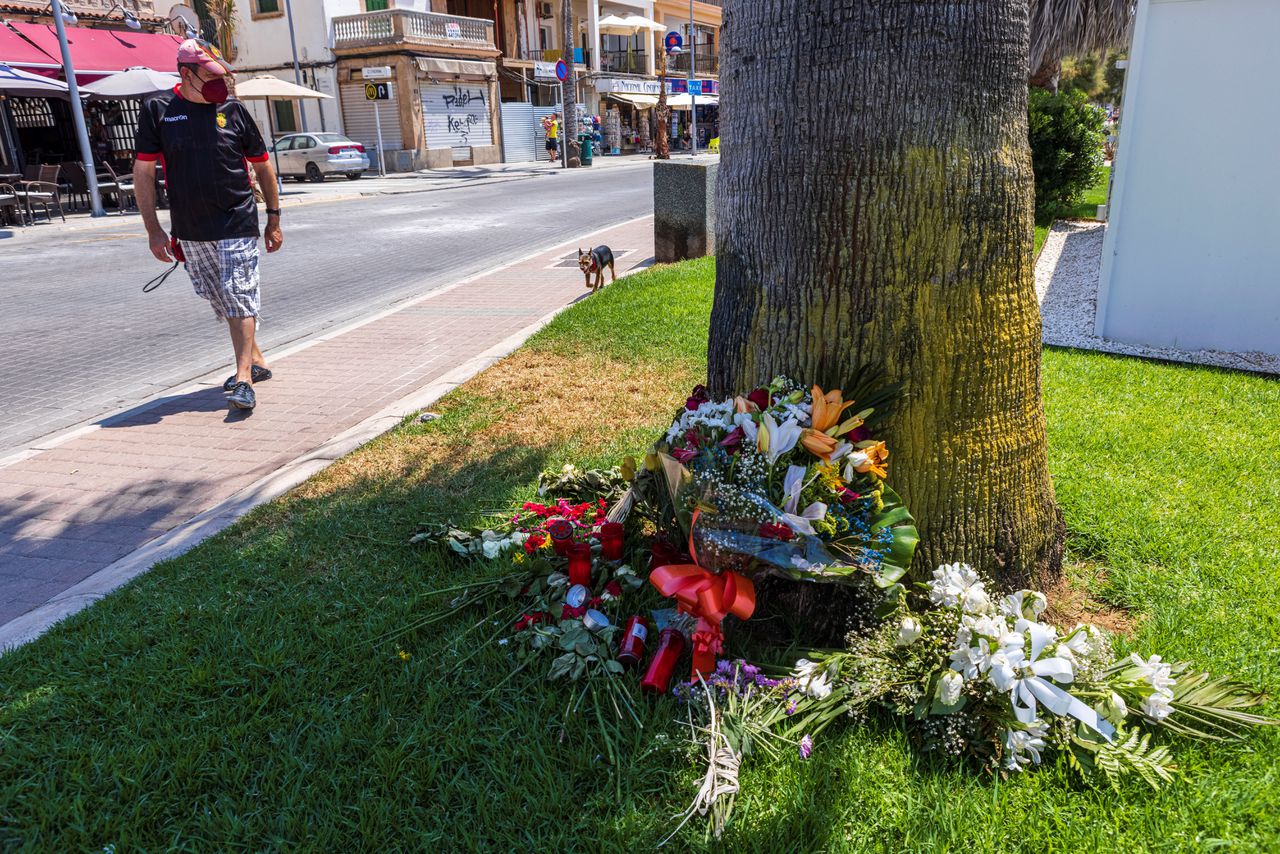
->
xmin=135 ymin=152 xmax=161 ymax=161
xmin=245 ymin=153 xmax=270 ymax=163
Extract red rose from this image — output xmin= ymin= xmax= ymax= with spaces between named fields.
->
xmin=524 ymin=532 xmax=547 ymax=553
xmin=587 ymin=597 xmax=604 ymax=609
xmin=758 ymin=522 xmax=795 ymax=541
xmin=514 ymin=612 xmax=546 ymax=631
xmin=604 ymin=580 xmax=624 ymax=598
xmin=561 ymin=604 xmax=587 ymax=620
xmin=845 ymin=425 xmax=870 ymax=445
xmin=747 ymin=388 xmax=771 ymax=411
xmin=685 ymin=384 xmax=710 ymax=411
xmin=839 ymin=488 xmax=862 ymax=504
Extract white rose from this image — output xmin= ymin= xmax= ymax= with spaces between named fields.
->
xmin=1141 ymin=691 xmax=1174 ymax=721
xmin=896 ymin=617 xmax=923 ymax=646
xmin=939 ymin=671 xmax=964 ymax=705
xmin=481 ymin=539 xmax=502 ymax=559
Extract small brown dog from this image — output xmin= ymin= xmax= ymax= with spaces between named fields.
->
xmin=578 ymin=245 xmax=616 ymax=294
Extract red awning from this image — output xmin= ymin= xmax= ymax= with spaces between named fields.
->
xmin=5 ymin=22 xmax=182 ymax=81
xmin=0 ymin=23 xmax=61 ymax=75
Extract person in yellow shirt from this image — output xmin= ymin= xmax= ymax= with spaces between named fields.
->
xmin=544 ymin=115 xmax=560 ymax=161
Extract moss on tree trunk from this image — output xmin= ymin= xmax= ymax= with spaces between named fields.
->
xmin=709 ymin=0 xmax=1063 ymax=592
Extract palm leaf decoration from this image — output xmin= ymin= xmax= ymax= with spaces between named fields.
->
xmin=1071 ymin=729 xmax=1177 ymax=791
xmin=1160 ymin=666 xmax=1279 ymax=741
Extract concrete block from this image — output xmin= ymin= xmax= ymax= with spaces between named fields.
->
xmin=653 ymin=158 xmax=718 ymax=263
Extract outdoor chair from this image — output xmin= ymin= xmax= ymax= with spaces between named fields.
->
xmin=14 ymin=164 xmax=65 ymax=223
xmin=0 ymin=183 xmax=27 ymax=227
xmin=60 ymin=161 xmax=89 ymax=211
xmin=96 ymin=162 xmax=135 ymax=214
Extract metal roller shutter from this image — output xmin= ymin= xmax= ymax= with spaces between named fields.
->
xmin=339 ymin=82 xmax=403 ymax=154
xmin=500 ymin=102 xmax=534 ymax=163
xmin=421 ymin=81 xmax=493 ymax=163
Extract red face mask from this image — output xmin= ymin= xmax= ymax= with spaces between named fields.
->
xmin=199 ymin=75 xmax=229 ymax=104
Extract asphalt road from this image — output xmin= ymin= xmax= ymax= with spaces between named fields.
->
xmin=0 ymin=164 xmax=653 ymax=456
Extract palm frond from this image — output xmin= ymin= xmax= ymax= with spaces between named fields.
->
xmin=1072 ymin=729 xmax=1177 ymax=791
xmin=1029 ymin=0 xmax=1136 ymax=73
xmin=1161 ymin=669 xmax=1279 ymax=741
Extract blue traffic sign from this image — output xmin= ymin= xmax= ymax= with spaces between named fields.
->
xmin=554 ymin=58 xmax=568 ymax=81
xmin=688 ymin=80 xmax=702 ymax=95
xmin=664 ymin=31 xmax=683 ymax=54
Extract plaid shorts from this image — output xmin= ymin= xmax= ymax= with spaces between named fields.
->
xmin=182 ymin=237 xmax=261 ymax=320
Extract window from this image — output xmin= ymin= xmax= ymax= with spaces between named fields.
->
xmin=273 ymin=100 xmax=298 ymax=134
xmin=364 ymin=0 xmax=389 ymax=10
xmin=252 ymin=0 xmax=281 ymax=18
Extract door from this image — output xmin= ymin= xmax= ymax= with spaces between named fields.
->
xmin=421 ymin=82 xmax=493 ymax=164
xmin=272 ymin=137 xmax=295 ymax=175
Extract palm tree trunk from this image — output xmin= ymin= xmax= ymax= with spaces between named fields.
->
xmin=560 ymin=0 xmax=580 ymax=168
xmin=654 ymin=61 xmax=671 ymax=160
xmin=708 ymin=0 xmax=1063 ymax=590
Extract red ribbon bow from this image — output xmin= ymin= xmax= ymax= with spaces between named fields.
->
xmin=649 ymin=510 xmax=756 ymax=678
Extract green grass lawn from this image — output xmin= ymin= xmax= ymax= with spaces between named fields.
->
xmin=2 ymin=257 xmax=1278 ymax=852
xmin=1035 ymin=166 xmax=1111 ymax=257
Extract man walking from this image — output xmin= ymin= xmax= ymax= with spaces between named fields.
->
xmin=133 ymin=39 xmax=283 ymax=411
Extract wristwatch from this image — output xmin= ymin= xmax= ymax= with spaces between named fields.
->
xmin=265 ymin=208 xmax=282 ymax=216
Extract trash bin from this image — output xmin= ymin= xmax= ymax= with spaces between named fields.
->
xmin=579 ymin=134 xmax=593 ymax=167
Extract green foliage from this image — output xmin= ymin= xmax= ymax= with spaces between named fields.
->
xmin=1029 ymin=87 xmax=1107 ymax=222
xmin=1072 ymin=729 xmax=1178 ymax=791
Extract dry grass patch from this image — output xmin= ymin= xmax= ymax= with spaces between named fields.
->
xmin=1043 ymin=558 xmax=1136 ymax=636
xmin=291 ymin=350 xmax=703 ymax=504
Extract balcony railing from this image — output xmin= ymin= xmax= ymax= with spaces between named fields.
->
xmin=669 ymin=45 xmax=719 ymax=75
xmin=515 ymin=47 xmax=591 ymax=66
xmin=332 ymin=9 xmax=495 ymax=52
xmin=600 ymin=48 xmax=649 ymax=76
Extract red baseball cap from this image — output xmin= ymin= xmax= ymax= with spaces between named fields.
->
xmin=176 ymin=38 xmax=233 ymax=75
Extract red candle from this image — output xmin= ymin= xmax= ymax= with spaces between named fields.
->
xmin=617 ymin=615 xmax=649 ymax=668
xmin=567 ymin=543 xmax=592 ymax=587
xmin=547 ymin=517 xmax=574 ymax=556
xmin=640 ymin=627 xmax=687 ymax=694
xmin=599 ymin=522 xmax=624 ymax=561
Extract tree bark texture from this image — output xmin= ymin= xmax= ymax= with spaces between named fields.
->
xmin=654 ymin=64 xmax=671 ymax=160
xmin=708 ymin=0 xmax=1063 ymax=589
xmin=560 ymin=0 xmax=581 ymax=167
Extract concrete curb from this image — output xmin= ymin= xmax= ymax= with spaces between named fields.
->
xmin=0 ymin=217 xmax=653 ymax=653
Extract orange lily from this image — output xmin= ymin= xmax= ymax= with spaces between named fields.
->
xmin=810 ymin=385 xmax=856 ymax=434
xmin=734 ymin=395 xmax=759 ymax=415
xmin=801 ymin=428 xmax=840 ymax=461
xmin=854 ymin=441 xmax=889 ymax=479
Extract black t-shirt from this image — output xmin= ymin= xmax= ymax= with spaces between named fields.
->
xmin=135 ymin=88 xmax=269 ymax=242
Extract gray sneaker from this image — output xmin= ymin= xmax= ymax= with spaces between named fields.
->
xmin=228 ymin=381 xmax=256 ymax=410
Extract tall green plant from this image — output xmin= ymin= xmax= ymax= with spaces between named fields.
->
xmin=1028 ymin=87 xmax=1106 ymax=222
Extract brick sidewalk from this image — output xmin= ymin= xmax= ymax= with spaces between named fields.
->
xmin=0 ymin=216 xmax=654 ymax=631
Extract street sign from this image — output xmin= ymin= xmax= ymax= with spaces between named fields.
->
xmin=445 ymin=22 xmax=462 ymax=39
xmin=688 ymin=80 xmax=702 ymax=96
xmin=534 ymin=60 xmax=557 ymax=80
xmin=554 ymin=59 xmax=568 ymax=81
xmin=364 ymin=82 xmax=392 ymax=101
xmin=664 ymin=31 xmax=683 ymax=54
xmin=361 ymin=66 xmax=392 ymax=80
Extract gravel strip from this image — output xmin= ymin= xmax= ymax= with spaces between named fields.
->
xmin=1034 ymin=221 xmax=1280 ymax=376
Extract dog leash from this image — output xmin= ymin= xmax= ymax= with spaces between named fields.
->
xmin=142 ymin=236 xmax=185 ymax=293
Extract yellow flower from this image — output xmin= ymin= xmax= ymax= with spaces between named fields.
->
xmin=810 ymin=385 xmax=856 ymax=434
xmin=396 ymin=649 xmax=411 ymax=662
xmin=621 ymin=455 xmax=637 ymax=482
xmin=815 ymin=463 xmax=844 ymax=493
xmin=513 ymin=551 xmax=526 ymax=564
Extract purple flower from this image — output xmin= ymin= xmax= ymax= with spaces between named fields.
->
xmin=799 ymin=734 xmax=813 ymax=760
xmin=786 ymin=700 xmax=797 ymax=716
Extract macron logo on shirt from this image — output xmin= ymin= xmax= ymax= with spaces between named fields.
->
xmin=162 ymin=115 xmax=188 ymax=123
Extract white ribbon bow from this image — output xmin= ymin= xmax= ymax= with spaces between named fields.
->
xmin=992 ymin=621 xmax=1116 ymax=741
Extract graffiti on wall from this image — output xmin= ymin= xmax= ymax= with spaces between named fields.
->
xmin=423 ymin=84 xmax=492 ymax=149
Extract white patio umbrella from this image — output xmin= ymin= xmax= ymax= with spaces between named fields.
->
xmin=596 ymin=14 xmax=637 ymax=35
xmin=666 ymin=93 xmax=718 ymax=109
xmin=81 ymin=66 xmax=179 ymax=100
xmin=0 ymin=63 xmax=69 ymax=98
xmin=620 ymin=15 xmax=666 ymax=32
xmin=231 ymin=75 xmax=333 ymax=179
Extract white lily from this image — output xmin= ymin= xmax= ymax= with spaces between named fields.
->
xmin=828 ymin=441 xmax=854 ymax=462
xmin=758 ymin=413 xmax=803 ymax=464
xmin=1003 ymin=719 xmax=1049 ymax=771
xmin=842 ymin=450 xmax=870 ymax=481
xmin=1128 ymin=653 xmax=1176 ymax=694
xmin=793 ymin=658 xmax=834 ymax=700
xmin=928 ymin=563 xmax=986 ymax=611
xmin=939 ymin=671 xmax=964 ymax=705
xmin=1000 ymin=589 xmax=1049 ymax=621
xmin=733 ymin=411 xmax=759 ymax=443
xmin=780 ymin=465 xmax=827 ymax=536
xmin=896 ymin=616 xmax=923 ymax=647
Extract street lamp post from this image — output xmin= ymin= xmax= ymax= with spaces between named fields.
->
xmin=282 ymin=0 xmax=306 ymax=131
xmin=49 ymin=0 xmax=104 ymax=216
xmin=687 ymin=0 xmax=696 ymax=157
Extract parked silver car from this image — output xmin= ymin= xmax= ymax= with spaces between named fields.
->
xmin=270 ymin=132 xmax=370 ymax=182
